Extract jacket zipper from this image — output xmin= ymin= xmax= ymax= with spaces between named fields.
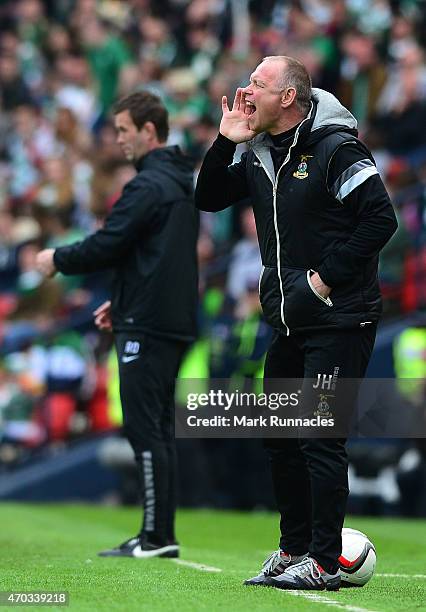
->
xmin=253 ymin=156 xmax=290 ymax=335
xmin=307 ymin=270 xmax=333 ymax=306
xmin=254 ymin=105 xmax=313 ymax=336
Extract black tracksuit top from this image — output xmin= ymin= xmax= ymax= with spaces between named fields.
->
xmin=54 ymin=146 xmax=199 ymax=341
xmin=195 ymin=88 xmax=398 ymax=335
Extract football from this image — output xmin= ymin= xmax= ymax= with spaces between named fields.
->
xmin=339 ymin=528 xmax=377 ymax=587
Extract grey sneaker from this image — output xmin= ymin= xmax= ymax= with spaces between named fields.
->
xmin=265 ymin=555 xmax=341 ymax=590
xmin=244 ymin=550 xmax=308 ymax=586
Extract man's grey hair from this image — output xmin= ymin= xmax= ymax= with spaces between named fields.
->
xmin=263 ymin=56 xmax=312 ymax=114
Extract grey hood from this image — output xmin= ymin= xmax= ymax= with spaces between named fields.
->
xmin=311 ymin=88 xmax=357 ymax=131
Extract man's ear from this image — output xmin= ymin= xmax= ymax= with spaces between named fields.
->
xmin=281 ymin=87 xmax=297 ymax=109
xmin=142 ymin=121 xmax=158 ymax=141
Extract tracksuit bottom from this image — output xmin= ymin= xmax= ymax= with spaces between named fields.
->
xmin=263 ymin=325 xmax=376 ymax=573
xmin=115 ymin=332 xmax=188 ymax=546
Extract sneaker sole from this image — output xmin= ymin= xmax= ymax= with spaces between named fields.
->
xmin=243 ymin=578 xmax=269 ymax=586
xmin=132 ymin=544 xmax=180 ymax=558
xmin=265 ymin=577 xmax=340 ymax=591
xmin=98 ymin=545 xmax=179 ymax=558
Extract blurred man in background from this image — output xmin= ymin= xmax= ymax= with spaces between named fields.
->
xmin=195 ymin=55 xmax=397 ymax=590
xmin=36 ymin=91 xmax=199 ymax=559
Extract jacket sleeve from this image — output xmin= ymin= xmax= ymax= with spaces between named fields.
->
xmin=195 ymin=133 xmax=249 ymax=212
xmin=316 ymin=144 xmax=398 ymax=287
xmin=54 ymin=177 xmax=161 ymax=275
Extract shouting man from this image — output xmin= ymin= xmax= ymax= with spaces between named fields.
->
xmin=195 ymin=56 xmax=397 ymax=590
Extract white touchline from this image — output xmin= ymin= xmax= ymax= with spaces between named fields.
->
xmin=376 ymin=573 xmax=426 ymax=579
xmin=171 ymin=559 xmax=222 ymax=573
xmin=283 ymin=591 xmax=379 ymax=612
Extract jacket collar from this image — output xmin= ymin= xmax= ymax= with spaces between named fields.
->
xmin=249 ymin=89 xmax=358 ymax=182
xmin=250 ymin=101 xmax=314 ymax=182
xmin=134 ymin=145 xmax=180 ymax=172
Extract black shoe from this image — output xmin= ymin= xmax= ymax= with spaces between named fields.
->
xmin=98 ymin=535 xmax=179 ymax=558
xmin=244 ymin=550 xmax=308 ymax=586
xmin=264 ymin=555 xmax=341 ymax=591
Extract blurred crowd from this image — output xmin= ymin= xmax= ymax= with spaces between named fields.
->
xmin=1 ymin=0 xmax=426 ymax=470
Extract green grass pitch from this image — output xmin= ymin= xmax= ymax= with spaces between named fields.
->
xmin=0 ymin=503 xmax=425 ymax=611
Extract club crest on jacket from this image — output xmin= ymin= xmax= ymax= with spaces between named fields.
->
xmin=293 ymin=154 xmax=313 ymax=179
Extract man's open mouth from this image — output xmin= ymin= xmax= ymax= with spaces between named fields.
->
xmin=246 ymin=101 xmax=257 ymax=116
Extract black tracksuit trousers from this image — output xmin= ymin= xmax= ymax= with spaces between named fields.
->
xmin=263 ymin=325 xmax=376 ymax=573
xmin=115 ymin=332 xmax=188 ymax=546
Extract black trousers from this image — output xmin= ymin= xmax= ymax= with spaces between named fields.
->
xmin=263 ymin=325 xmax=376 ymax=573
xmin=115 ymin=332 xmax=188 ymax=546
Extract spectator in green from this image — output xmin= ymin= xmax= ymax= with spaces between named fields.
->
xmin=164 ymin=68 xmax=210 ymax=149
xmin=79 ymin=18 xmax=133 ymax=115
